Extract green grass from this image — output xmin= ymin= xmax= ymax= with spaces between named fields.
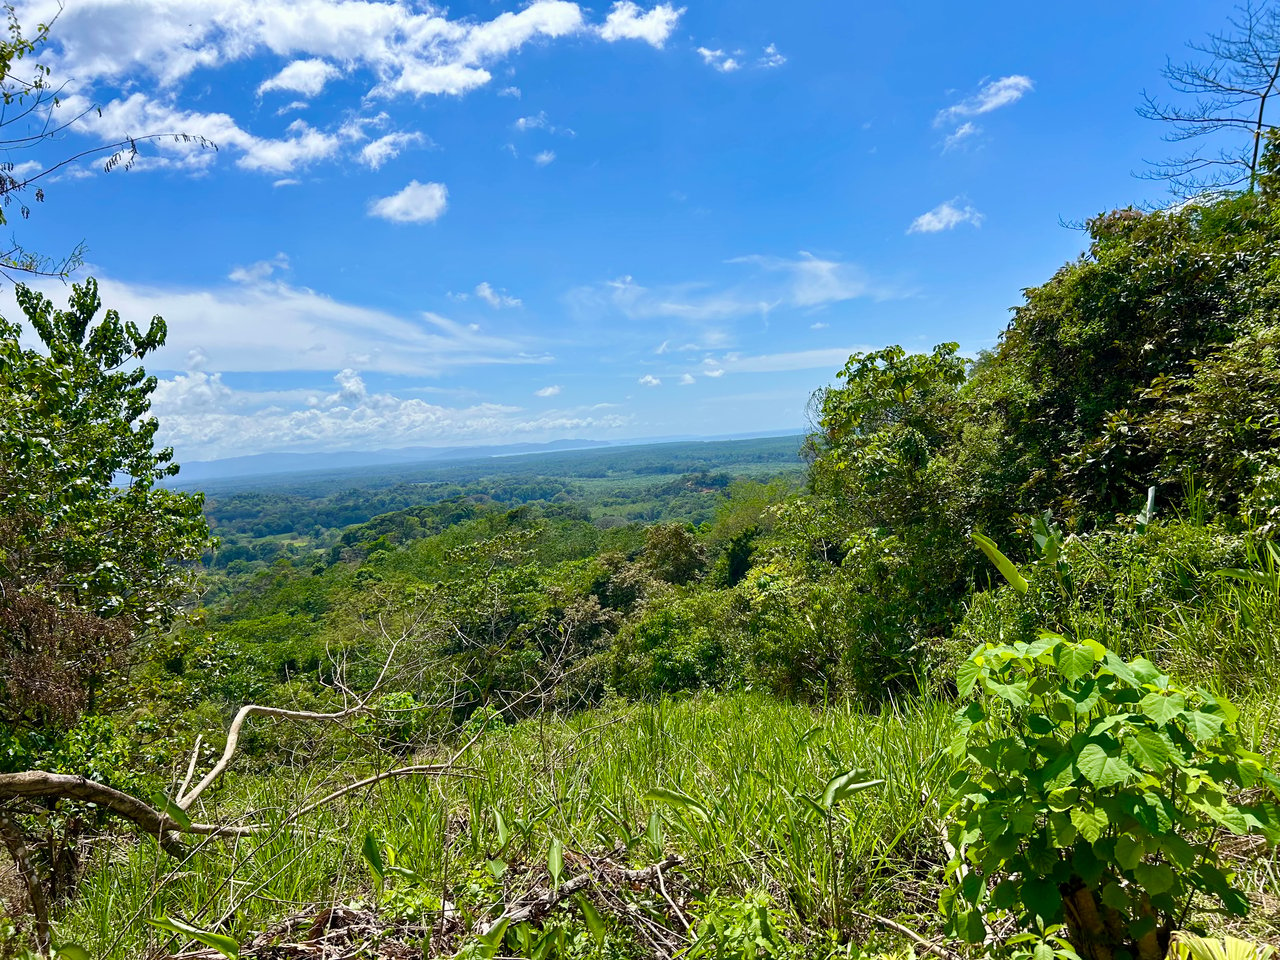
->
xmin=57 ymin=693 xmax=957 ymax=957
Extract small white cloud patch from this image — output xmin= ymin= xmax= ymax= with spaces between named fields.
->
xmin=943 ymin=121 xmax=979 ymax=151
xmin=475 ymin=282 xmax=522 ymax=308
xmin=600 ymin=2 xmax=684 ymax=48
xmin=936 ymin=75 xmax=1033 ymax=125
xmin=679 ymin=373 xmax=695 ymax=385
xmin=258 ymin=59 xmax=341 ymax=97
xmin=697 ymin=47 xmax=740 ymax=72
xmin=535 ymin=384 xmax=562 ymax=397
xmin=638 ymin=374 xmax=662 ymax=387
xmin=908 ymin=199 xmax=984 ymax=234
xmin=368 ymin=180 xmax=449 ymax=223
xmin=534 ymin=150 xmax=556 ymax=166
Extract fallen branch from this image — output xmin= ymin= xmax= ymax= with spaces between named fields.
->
xmin=848 ymin=910 xmax=961 ymax=960
xmin=0 ymin=810 xmax=50 ymax=956
xmin=0 ymin=772 xmax=253 ymax=853
xmin=478 ymin=856 xmax=684 ymax=935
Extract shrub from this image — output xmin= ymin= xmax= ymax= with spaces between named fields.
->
xmin=943 ymin=634 xmax=1280 ymax=960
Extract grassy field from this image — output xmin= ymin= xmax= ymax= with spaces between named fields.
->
xmin=57 ymin=685 xmax=1280 ymax=959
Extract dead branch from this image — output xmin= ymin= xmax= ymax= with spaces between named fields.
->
xmin=477 ymin=857 xmax=684 ymax=935
xmin=0 ymin=810 xmax=50 ymax=956
xmin=849 ymin=910 xmax=961 ymax=960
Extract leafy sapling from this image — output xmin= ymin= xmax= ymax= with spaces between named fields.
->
xmin=943 ymin=634 xmax=1280 ymax=960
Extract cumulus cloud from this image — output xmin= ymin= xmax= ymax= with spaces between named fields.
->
xmin=679 ymin=373 xmax=695 ymax=385
xmin=368 ymin=180 xmax=449 ymax=223
xmin=64 ymin=93 xmax=341 ymax=173
xmin=534 ymin=384 xmax=562 ymax=397
xmin=638 ymin=374 xmax=662 ymax=387
xmin=499 ymin=85 xmax=522 ymax=98
xmin=257 ymin=58 xmax=340 ymax=97
xmin=908 ymin=199 xmax=984 ymax=233
xmin=475 ymin=282 xmax=522 ymax=308
xmin=600 ymin=2 xmax=683 ymax=47
xmin=148 ymin=367 xmax=632 ymax=460
xmin=24 ymin=0 xmax=675 ymax=182
xmin=936 ymin=75 xmax=1033 ymax=125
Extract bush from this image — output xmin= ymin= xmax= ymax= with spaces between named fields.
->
xmin=943 ymin=634 xmax=1280 ymax=960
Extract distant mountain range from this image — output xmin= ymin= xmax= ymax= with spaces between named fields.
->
xmin=173 ymin=439 xmax=613 ymax=484
xmin=170 ymin=431 xmax=804 ymax=485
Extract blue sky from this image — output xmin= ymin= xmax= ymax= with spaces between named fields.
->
xmin=7 ymin=0 xmax=1236 ymax=461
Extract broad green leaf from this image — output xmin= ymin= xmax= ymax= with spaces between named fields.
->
xmin=1102 ymin=881 xmax=1130 ymax=911
xmin=1134 ymin=862 xmax=1174 ymax=895
xmin=821 ymin=769 xmax=884 ymax=808
xmin=644 ymin=787 xmax=710 ymax=821
xmin=1125 ymin=726 xmax=1174 ymax=771
xmin=548 ymin=837 xmax=564 ymax=886
xmin=53 ymin=947 xmax=91 ymax=960
xmin=493 ymin=809 xmax=510 ymax=851
xmin=1020 ymin=876 xmax=1061 ymax=923
xmin=360 ymin=832 xmax=385 ymax=882
xmin=971 ymin=532 xmax=1028 ymax=594
xmin=1076 ymin=743 xmax=1136 ymax=788
xmin=146 ymin=917 xmax=240 ymax=960
xmin=1182 ymin=709 xmax=1225 ymax=741
xmin=1056 ymin=644 xmax=1095 ymax=682
xmin=956 ymin=658 xmax=982 ymax=697
xmin=1138 ymin=692 xmax=1184 ymax=726
xmin=1115 ymin=833 xmax=1143 ymax=871
xmin=1070 ymin=805 xmax=1109 ymax=843
xmin=152 ymin=792 xmax=192 ymax=831
xmin=577 ymin=894 xmax=606 ymax=946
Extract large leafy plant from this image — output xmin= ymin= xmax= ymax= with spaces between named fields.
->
xmin=943 ymin=634 xmax=1280 ymax=960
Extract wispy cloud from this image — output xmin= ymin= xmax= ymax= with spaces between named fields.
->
xmin=942 ymin=121 xmax=979 ymax=151
xmin=475 ymin=281 xmax=522 ymax=308
xmin=257 ymin=58 xmax=340 ymax=97
xmin=935 ymin=75 xmax=1033 ymax=125
xmin=697 ymin=47 xmax=740 ymax=72
xmin=534 ymin=150 xmax=557 ymax=166
xmin=908 ymin=198 xmax=984 ymax=234
xmin=535 ymin=384 xmax=562 ymax=397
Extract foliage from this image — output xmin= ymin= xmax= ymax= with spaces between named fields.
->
xmin=944 ymin=635 xmax=1280 ymax=960
xmin=0 ymin=280 xmax=210 ymax=744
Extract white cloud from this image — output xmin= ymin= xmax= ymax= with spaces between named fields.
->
xmin=368 ymin=180 xmax=449 ymax=223
xmin=758 ymin=43 xmax=786 ymax=68
xmin=499 ymin=86 xmax=522 ymax=98
xmin=534 ymin=149 xmax=556 ymax=166
xmin=908 ymin=199 xmax=984 ymax=234
xmin=810 ymin=321 xmax=829 ymax=330
xmin=359 ymin=131 xmax=426 ymax=169
xmin=257 ymin=58 xmax=340 ymax=97
xmin=936 ymin=75 xmax=1033 ymax=125
xmin=638 ymin=374 xmax=662 ymax=387
xmin=64 ymin=93 xmax=342 ymax=173
xmin=7 ymin=271 xmax=550 ymax=379
xmin=569 ymin=252 xmax=892 ymax=326
xmin=229 ymin=252 xmax=289 ymax=284
xmin=943 ymin=121 xmax=979 ymax=150
xmin=702 ymin=347 xmax=875 ymax=375
xmin=600 ymin=2 xmax=683 ymax=47
xmin=515 ymin=111 xmax=550 ymax=131
xmin=679 ymin=373 xmax=695 ymax=385
xmin=149 ymin=368 xmax=633 ymax=460
xmin=704 ymin=368 xmax=724 ymax=377
xmin=535 ymin=384 xmax=562 ymax=397
xmin=475 ymin=281 xmax=522 ymax=308
xmin=272 ymin=177 xmax=301 ymax=187
xmin=697 ymin=47 xmax=740 ymax=72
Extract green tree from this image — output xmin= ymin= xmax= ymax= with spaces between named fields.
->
xmin=0 ymin=279 xmax=211 ymax=747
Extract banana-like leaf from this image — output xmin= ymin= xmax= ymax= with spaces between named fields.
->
xmin=820 ymin=769 xmax=885 ymax=808
xmin=644 ymin=786 xmax=711 ymax=821
xmin=971 ymin=533 xmax=1028 ymax=594
xmin=147 ymin=917 xmax=240 ymax=960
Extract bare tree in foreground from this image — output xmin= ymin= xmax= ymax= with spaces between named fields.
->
xmin=1139 ymin=0 xmax=1280 ymax=195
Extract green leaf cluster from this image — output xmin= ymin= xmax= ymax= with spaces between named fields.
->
xmin=943 ymin=635 xmax=1280 ymax=958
